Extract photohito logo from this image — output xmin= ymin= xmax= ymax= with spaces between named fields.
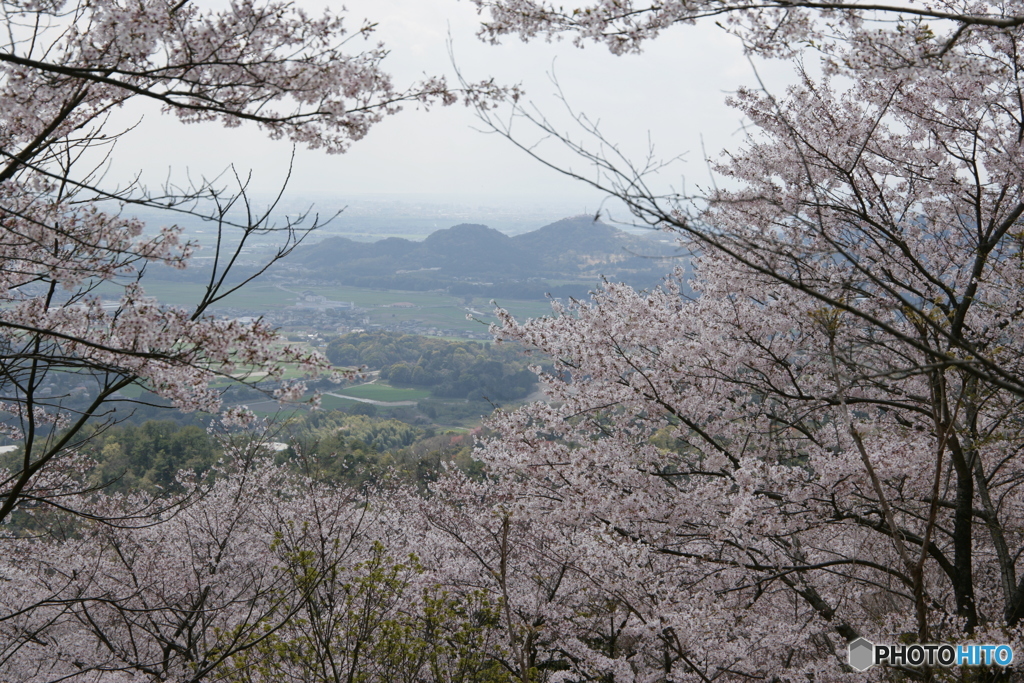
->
xmin=848 ymin=638 xmax=1014 ymax=672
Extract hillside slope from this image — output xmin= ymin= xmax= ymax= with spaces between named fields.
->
xmin=283 ymin=216 xmax=682 ymax=293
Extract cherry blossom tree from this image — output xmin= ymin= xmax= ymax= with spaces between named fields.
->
xmin=454 ymin=1 xmax=1024 ymax=681
xmin=0 ymin=0 xmax=489 ymax=527
xmin=2 ymin=437 xmax=523 ymax=682
xmin=471 ymin=0 xmax=1024 ymax=55
xmin=1 ymin=432 xmax=377 ymax=681
xmin=0 ymin=2 xmax=510 ymax=677
xmin=406 ymin=470 xmax=584 ymax=683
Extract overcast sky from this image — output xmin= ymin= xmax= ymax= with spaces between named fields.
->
xmin=105 ymin=1 xmax=794 ymax=222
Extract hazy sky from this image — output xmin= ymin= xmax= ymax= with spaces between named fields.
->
xmin=105 ymin=1 xmax=794 ymax=220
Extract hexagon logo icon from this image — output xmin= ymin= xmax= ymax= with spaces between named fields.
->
xmin=848 ymin=637 xmax=875 ymax=672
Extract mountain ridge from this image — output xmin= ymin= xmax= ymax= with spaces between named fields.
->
xmin=285 ymin=215 xmax=681 ymax=294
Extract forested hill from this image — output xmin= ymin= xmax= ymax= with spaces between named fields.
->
xmin=326 ymin=331 xmax=542 ymax=402
xmin=280 ymin=216 xmax=682 ymax=292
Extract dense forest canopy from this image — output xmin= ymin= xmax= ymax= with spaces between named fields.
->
xmin=328 ymin=331 xmax=540 ymax=401
xmin=0 ymin=412 xmax=474 ymax=502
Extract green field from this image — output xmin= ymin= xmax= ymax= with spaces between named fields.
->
xmin=317 ymin=394 xmax=360 ymax=411
xmin=361 ymin=295 xmax=553 ymax=333
xmin=299 ymin=284 xmax=556 ymax=323
xmin=336 ymin=383 xmax=431 ymax=402
xmin=106 ymin=278 xmax=559 ymax=334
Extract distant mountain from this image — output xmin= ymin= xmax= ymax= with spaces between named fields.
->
xmin=511 ymin=216 xmax=668 ymax=275
xmin=277 ymin=215 xmax=684 ymax=297
xmin=513 ymin=215 xmax=635 ymax=251
xmin=422 ymin=224 xmax=531 ymax=276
